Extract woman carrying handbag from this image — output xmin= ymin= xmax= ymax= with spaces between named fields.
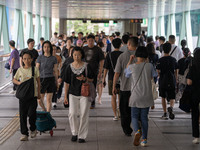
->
xmin=63 ymin=47 xmax=94 ymax=143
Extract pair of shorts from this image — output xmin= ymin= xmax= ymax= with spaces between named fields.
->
xmin=159 ymin=88 xmax=175 ymax=100
xmin=108 ymin=80 xmax=120 ymax=95
xmin=40 ymin=77 xmax=56 ymax=94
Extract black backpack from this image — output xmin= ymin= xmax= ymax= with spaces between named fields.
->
xmin=159 ymin=60 xmax=176 ymax=89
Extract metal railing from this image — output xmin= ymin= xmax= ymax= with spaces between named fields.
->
xmin=0 ymin=60 xmax=12 ymax=88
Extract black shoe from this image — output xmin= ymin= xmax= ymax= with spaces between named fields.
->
xmin=71 ymin=135 xmax=77 ymax=142
xmin=78 ymin=139 xmax=86 ymax=143
xmin=168 ymin=107 xmax=175 ymax=120
xmin=125 ymin=133 xmax=132 ymax=137
xmin=63 ymin=103 xmax=69 ymax=108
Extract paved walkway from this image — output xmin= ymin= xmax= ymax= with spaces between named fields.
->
xmin=0 ymin=84 xmax=200 ymax=150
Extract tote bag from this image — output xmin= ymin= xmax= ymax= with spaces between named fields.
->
xmin=16 ymin=67 xmax=35 ymax=100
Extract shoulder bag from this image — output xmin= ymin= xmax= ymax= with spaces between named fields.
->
xmin=81 ymin=64 xmax=96 ymax=102
xmin=16 ymin=67 xmax=35 ymax=100
xmin=131 ymin=62 xmax=146 ymax=92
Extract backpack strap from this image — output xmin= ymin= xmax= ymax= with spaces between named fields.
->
xmin=32 ymin=66 xmax=35 ymax=77
xmin=170 ymin=46 xmax=177 ymax=56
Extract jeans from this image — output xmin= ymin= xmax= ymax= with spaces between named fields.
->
xmin=119 ymin=91 xmax=133 ymax=135
xmin=131 ymin=107 xmax=149 ymax=139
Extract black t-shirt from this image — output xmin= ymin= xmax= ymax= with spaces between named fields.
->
xmin=61 ymin=46 xmax=69 ymax=59
xmin=104 ymin=51 xmax=123 ymax=80
xmin=178 ymin=57 xmax=192 ymax=75
xmin=64 ymin=63 xmax=94 ymax=96
xmin=83 ymin=46 xmax=105 ymax=75
xmin=60 ymin=57 xmax=74 ymax=80
xmin=186 ymin=65 xmax=200 ymax=98
xmin=20 ymin=48 xmax=39 ymax=66
xmin=148 ymin=54 xmax=159 ymax=66
xmin=156 ymin=56 xmax=178 ymax=88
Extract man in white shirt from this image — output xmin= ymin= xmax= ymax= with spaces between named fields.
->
xmin=161 ymin=35 xmax=183 ymax=61
xmin=50 ymin=32 xmax=58 ymax=45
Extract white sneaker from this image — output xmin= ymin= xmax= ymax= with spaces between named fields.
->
xmin=20 ymin=135 xmax=28 ymax=141
xmin=113 ymin=116 xmax=118 ymax=121
xmin=30 ymin=130 xmax=37 ymax=138
xmin=52 ymin=102 xmax=57 ymax=108
xmin=9 ymin=90 xmax=16 ymax=94
xmin=192 ymin=138 xmax=199 ymax=144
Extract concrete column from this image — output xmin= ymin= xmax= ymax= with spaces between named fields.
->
xmin=59 ymin=18 xmax=67 ymax=34
xmin=167 ymin=0 xmax=176 ymax=40
xmin=148 ymin=0 xmax=157 ymax=38
xmin=157 ymin=0 xmax=166 ymax=36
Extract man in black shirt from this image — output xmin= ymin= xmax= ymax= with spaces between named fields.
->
xmin=20 ymin=38 xmax=39 ymax=67
xmin=156 ymin=43 xmax=178 ymax=120
xmin=103 ymin=38 xmax=122 ymax=120
xmin=83 ymin=34 xmax=104 ymax=109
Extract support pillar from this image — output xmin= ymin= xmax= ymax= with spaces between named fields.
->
xmin=157 ymin=0 xmax=166 ymax=36
xmin=59 ymin=18 xmax=67 ymax=34
xmin=166 ymin=0 xmax=176 ymax=40
xmin=148 ymin=0 xmax=157 ymax=38
xmin=0 ymin=5 xmax=9 ymax=53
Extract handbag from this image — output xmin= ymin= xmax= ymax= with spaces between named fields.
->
xmin=16 ymin=67 xmax=35 ymax=100
xmin=81 ymin=64 xmax=96 ymax=102
xmin=4 ymin=59 xmax=10 ymax=70
xmin=179 ymin=85 xmax=192 ymax=113
xmin=152 ymin=79 xmax=158 ymax=100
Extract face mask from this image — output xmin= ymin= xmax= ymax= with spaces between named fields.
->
xmin=58 ymin=40 xmax=62 ymax=43
xmin=56 ymin=53 xmax=61 ymax=55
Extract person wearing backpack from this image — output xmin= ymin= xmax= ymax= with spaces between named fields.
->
xmin=156 ymin=43 xmax=178 ymax=120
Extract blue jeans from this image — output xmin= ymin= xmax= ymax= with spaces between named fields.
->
xmin=131 ymin=107 xmax=149 ymax=139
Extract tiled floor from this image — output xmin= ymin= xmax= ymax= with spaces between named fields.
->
xmin=0 ymin=84 xmax=200 ymax=150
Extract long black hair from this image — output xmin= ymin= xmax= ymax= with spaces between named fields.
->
xmin=42 ymin=40 xmax=53 ymax=56
xmin=193 ymin=47 xmax=200 ymax=71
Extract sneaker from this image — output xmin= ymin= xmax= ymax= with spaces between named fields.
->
xmin=9 ymin=90 xmax=16 ymax=94
xmin=141 ymin=139 xmax=147 ymax=147
xmin=113 ymin=116 xmax=118 ymax=121
xmin=52 ymin=102 xmax=57 ymax=108
xmin=71 ymin=135 xmax=78 ymax=142
xmin=168 ymin=107 xmax=175 ymax=120
xmin=30 ymin=130 xmax=37 ymax=138
xmin=192 ymin=138 xmax=199 ymax=144
xmin=20 ymin=135 xmax=28 ymax=141
xmin=133 ymin=130 xmax=141 ymax=146
xmin=117 ymin=108 xmax=120 ymax=118
xmin=90 ymin=105 xmax=95 ymax=109
xmin=78 ymin=138 xmax=86 ymax=143
xmin=161 ymin=113 xmax=168 ymax=120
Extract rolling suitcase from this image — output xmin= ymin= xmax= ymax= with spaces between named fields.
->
xmin=36 ymin=111 xmax=56 ymax=136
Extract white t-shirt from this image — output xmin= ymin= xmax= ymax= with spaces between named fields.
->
xmin=161 ymin=44 xmax=184 ymax=61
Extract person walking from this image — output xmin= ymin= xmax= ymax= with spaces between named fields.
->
xmin=63 ymin=47 xmax=94 ymax=143
xmin=83 ymin=34 xmax=104 ymax=109
xmin=13 ymin=51 xmax=40 ymax=141
xmin=103 ymin=38 xmax=122 ymax=120
xmin=186 ymin=47 xmax=200 ymax=144
xmin=112 ymin=37 xmax=139 ymax=136
xmin=125 ymin=46 xmax=154 ymax=147
xmin=36 ymin=41 xmax=58 ymax=112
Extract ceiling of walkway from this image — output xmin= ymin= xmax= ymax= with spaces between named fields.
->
xmin=1 ymin=0 xmax=200 ymax=19
xmin=51 ymin=0 xmax=200 ymax=19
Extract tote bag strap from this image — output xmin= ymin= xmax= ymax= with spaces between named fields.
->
xmin=131 ymin=62 xmax=146 ymax=92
